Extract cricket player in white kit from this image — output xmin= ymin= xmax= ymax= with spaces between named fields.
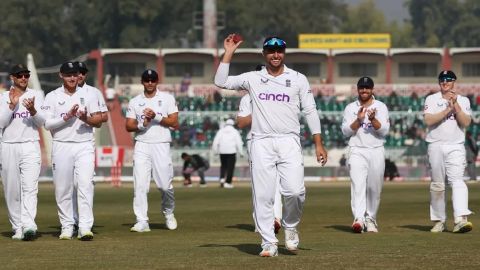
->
xmin=341 ymin=77 xmax=390 ymax=233
xmin=424 ymin=70 xmax=473 ymax=233
xmin=126 ymin=69 xmax=179 ymax=232
xmin=215 ymin=35 xmax=328 ymax=257
xmin=0 ymin=64 xmax=45 ymax=241
xmin=237 ymin=93 xmax=283 ymax=235
xmin=71 ymin=61 xmax=108 ymax=231
xmin=42 ymin=62 xmax=102 ymax=241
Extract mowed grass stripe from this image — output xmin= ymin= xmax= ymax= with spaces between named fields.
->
xmin=0 ymin=182 xmax=478 ymax=269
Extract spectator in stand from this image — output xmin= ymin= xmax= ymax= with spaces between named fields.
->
xmin=180 ymin=73 xmax=191 ymax=93
xmin=181 ymin=152 xmax=210 ymax=187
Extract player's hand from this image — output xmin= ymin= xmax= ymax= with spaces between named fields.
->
xmin=64 ymin=104 xmax=79 ymax=121
xmin=224 ymin=34 xmax=242 ymax=53
xmin=22 ymin=96 xmax=37 ymax=115
xmin=315 ymin=144 xmax=328 ymax=166
xmin=367 ymin=108 xmax=377 ymax=121
xmin=77 ymin=107 xmax=88 ymax=121
xmin=8 ymin=90 xmax=20 ymax=110
xmin=143 ymin=108 xmax=156 ymax=120
xmin=357 ymin=106 xmax=366 ymax=122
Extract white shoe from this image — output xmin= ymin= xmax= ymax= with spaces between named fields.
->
xmin=352 ymin=219 xmax=364 ymax=233
xmin=59 ymin=226 xmax=74 ymax=240
xmin=365 ymin=218 xmax=378 ymax=233
xmin=130 ymin=222 xmax=151 ymax=232
xmin=165 ymin=214 xmax=178 ymax=230
xmin=259 ymin=244 xmax=278 ymax=257
xmin=219 ymin=178 xmax=225 ymax=188
xmin=11 ymin=229 xmax=23 ymax=240
xmin=78 ymin=228 xmax=94 ymax=241
xmin=223 ymin=183 xmax=234 ymax=189
xmin=285 ymin=229 xmax=299 ymax=253
xmin=199 ymin=183 xmax=208 ymax=188
xmin=453 ymin=218 xmax=473 ymax=233
xmin=430 ymin=221 xmax=446 ymax=233
xmin=22 ymin=227 xmax=37 ymax=241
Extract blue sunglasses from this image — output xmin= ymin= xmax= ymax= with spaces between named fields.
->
xmin=263 ymin=38 xmax=286 ymax=48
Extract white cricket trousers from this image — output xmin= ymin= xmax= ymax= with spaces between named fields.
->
xmin=428 ymin=143 xmax=471 ymax=221
xmin=250 ymin=136 xmax=304 ymax=248
xmin=247 ymin=140 xmax=282 ymax=223
xmin=1 ymin=141 xmax=41 ymax=231
xmin=52 ymin=141 xmax=95 ymax=231
xmin=133 ymin=141 xmax=175 ymax=223
xmin=348 ymin=146 xmax=385 ymax=221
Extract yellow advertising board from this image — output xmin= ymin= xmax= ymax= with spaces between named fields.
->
xmin=299 ymin=34 xmax=391 ymax=49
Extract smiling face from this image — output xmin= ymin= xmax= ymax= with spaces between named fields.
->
xmin=263 ymin=48 xmax=285 ymax=70
xmin=10 ymin=72 xmax=30 ymax=90
xmin=357 ymin=87 xmax=374 ymax=103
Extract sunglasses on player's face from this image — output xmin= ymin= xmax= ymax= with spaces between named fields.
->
xmin=263 ymin=38 xmax=287 ymax=47
xmin=14 ymin=73 xmax=30 ymax=79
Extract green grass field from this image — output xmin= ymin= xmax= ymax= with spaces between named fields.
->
xmin=0 ymin=181 xmax=479 ymax=270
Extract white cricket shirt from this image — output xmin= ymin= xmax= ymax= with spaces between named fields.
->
xmin=43 ymin=86 xmax=100 ymax=142
xmin=80 ymin=84 xmax=108 ymax=113
xmin=237 ymin=93 xmax=252 ymax=140
xmin=126 ymin=90 xmax=178 ymax=143
xmin=424 ymin=92 xmax=471 ymax=145
xmin=0 ymin=88 xmax=45 ymax=143
xmin=215 ymin=63 xmax=321 ymax=137
xmin=341 ymin=99 xmax=390 ymax=148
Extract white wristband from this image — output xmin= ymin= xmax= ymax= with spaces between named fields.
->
xmin=137 ymin=122 xmax=146 ymax=131
xmin=154 ymin=113 xmax=163 ymax=123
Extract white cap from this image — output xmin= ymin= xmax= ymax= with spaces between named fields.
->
xmin=225 ymin=119 xmax=235 ymax=126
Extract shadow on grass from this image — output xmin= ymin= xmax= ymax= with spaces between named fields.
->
xmin=199 ymin=243 xmax=301 ymax=256
xmin=225 ymin=223 xmax=255 ymax=232
xmin=324 ymin=225 xmax=352 ymax=232
xmin=398 ymin=225 xmax=431 ymax=232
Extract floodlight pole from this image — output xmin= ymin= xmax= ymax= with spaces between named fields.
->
xmin=203 ymin=0 xmax=217 ymax=48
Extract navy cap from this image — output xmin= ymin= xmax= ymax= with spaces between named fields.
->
xmin=263 ymin=37 xmax=287 ymax=49
xmin=438 ymin=70 xmax=456 ymax=82
xmin=141 ymin=69 xmax=158 ymax=81
xmin=74 ymin=61 xmax=89 ymax=73
xmin=357 ymin=76 xmax=374 ymax=89
xmin=9 ymin=64 xmax=30 ymax=75
xmin=60 ymin=62 xmax=79 ymax=74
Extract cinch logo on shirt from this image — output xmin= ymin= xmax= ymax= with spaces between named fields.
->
xmin=258 ymin=92 xmax=290 ymax=102
xmin=360 ymin=122 xmax=373 ymax=129
xmin=12 ymin=111 xmax=31 ymax=119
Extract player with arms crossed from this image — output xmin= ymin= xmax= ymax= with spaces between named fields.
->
xmin=0 ymin=64 xmax=45 ymax=240
xmin=424 ymin=70 xmax=473 ymax=233
xmin=237 ymin=92 xmax=282 ymax=234
xmin=126 ymin=69 xmax=179 ymax=232
xmin=42 ymin=62 xmax=102 ymax=240
xmin=215 ymin=35 xmax=328 ymax=257
xmin=341 ymin=77 xmax=390 ymax=233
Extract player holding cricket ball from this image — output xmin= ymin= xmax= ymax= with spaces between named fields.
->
xmin=215 ymin=34 xmax=327 ymax=257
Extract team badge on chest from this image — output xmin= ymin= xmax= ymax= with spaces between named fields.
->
xmin=286 ymin=79 xmax=291 ymax=87
xmin=158 ymin=100 xmax=162 ymax=107
xmin=80 ymin=98 xmax=85 ymax=106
